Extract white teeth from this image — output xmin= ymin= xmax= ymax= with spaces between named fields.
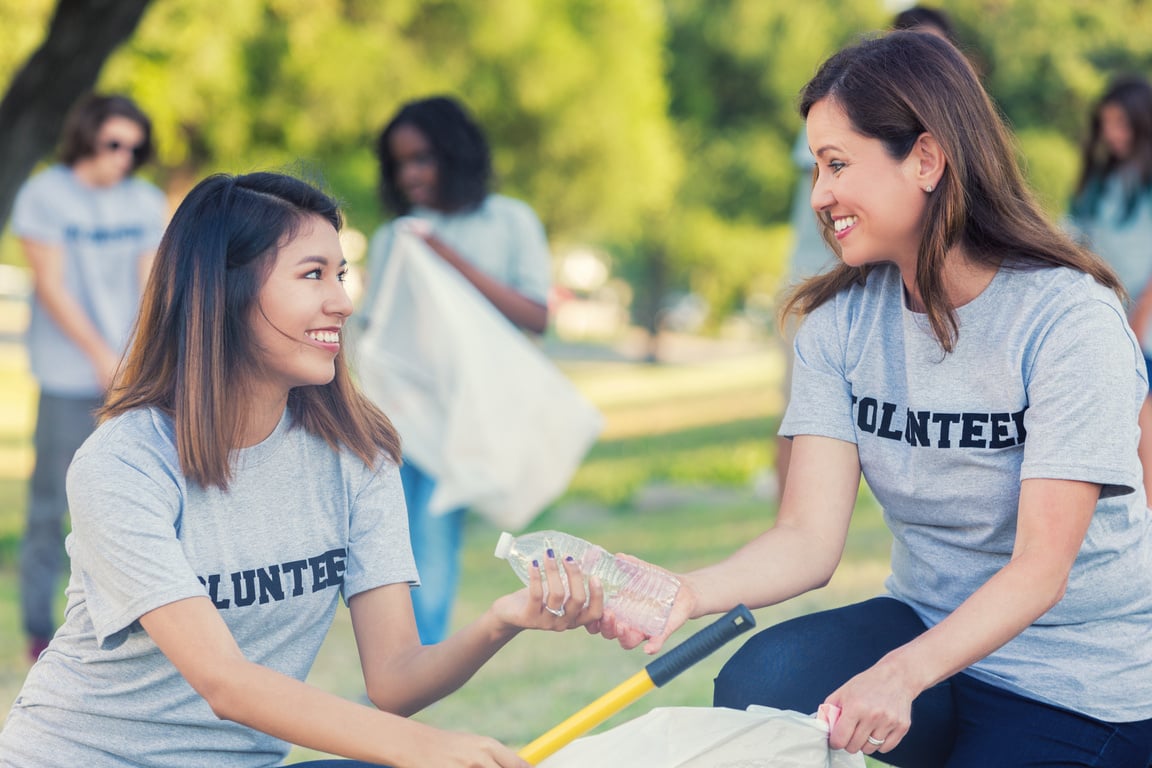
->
xmin=307 ymin=331 xmax=340 ymax=344
xmin=834 ymin=216 xmax=858 ymax=233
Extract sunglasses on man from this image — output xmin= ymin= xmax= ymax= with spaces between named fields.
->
xmin=99 ymin=139 xmax=146 ymax=159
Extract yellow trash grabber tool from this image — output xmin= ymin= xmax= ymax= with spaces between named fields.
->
xmin=518 ymin=604 xmax=756 ymax=765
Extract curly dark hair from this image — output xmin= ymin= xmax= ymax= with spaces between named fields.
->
xmin=374 ymin=95 xmax=492 ymax=216
xmin=890 ymin=5 xmax=956 ymax=43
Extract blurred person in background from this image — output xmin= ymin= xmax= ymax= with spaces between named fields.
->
xmin=1067 ymin=73 xmax=1152 ymax=506
xmin=10 ymin=93 xmax=167 ymax=663
xmin=358 ymin=95 xmax=552 ymax=644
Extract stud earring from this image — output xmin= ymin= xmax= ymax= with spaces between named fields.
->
xmin=924 ymin=185 xmax=934 ymax=193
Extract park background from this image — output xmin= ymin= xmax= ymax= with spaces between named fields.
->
xmin=0 ymin=0 xmax=1150 ymax=763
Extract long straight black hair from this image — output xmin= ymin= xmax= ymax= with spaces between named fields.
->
xmin=103 ymin=172 xmax=401 ymax=489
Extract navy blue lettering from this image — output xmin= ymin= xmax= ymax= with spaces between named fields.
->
xmin=849 ymin=396 xmax=1027 ymax=450
xmin=232 ymin=570 xmax=258 ymax=607
xmin=1012 ymin=410 xmax=1027 ymax=442
xmin=65 ymin=224 xmax=146 ymax=244
xmin=309 ymin=548 xmax=347 ymax=592
xmin=282 ymin=559 xmax=308 ymax=596
xmin=329 ymin=550 xmax=347 ymax=584
xmin=198 ymin=574 xmax=230 ymax=609
xmin=905 ymin=410 xmax=931 ymax=446
xmin=198 ymin=548 xmax=348 ymax=610
xmin=257 ymin=565 xmax=284 ymax=604
xmin=960 ymin=413 xmax=988 ymax=448
xmin=989 ymin=412 xmax=1015 ymax=448
xmin=857 ymin=397 xmax=878 ymax=433
xmin=931 ymin=413 xmax=962 ymax=447
xmin=878 ymin=402 xmax=904 ymax=439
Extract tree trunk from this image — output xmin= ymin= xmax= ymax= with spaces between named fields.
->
xmin=0 ymin=0 xmax=154 ymax=233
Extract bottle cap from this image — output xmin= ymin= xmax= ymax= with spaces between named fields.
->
xmin=494 ymin=531 xmax=515 ymax=559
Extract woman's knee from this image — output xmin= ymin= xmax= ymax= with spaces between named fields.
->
xmin=714 ymin=614 xmax=838 ymax=712
xmin=714 ymin=598 xmax=928 ymax=714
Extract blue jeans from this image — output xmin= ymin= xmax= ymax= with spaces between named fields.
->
xmin=713 ymin=597 xmax=1152 ymax=767
xmin=401 ymin=460 xmax=466 ymax=645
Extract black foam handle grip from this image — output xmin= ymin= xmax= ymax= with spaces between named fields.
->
xmin=644 ymin=604 xmax=756 ymax=687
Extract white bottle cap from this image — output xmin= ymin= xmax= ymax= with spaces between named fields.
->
xmin=494 ymin=531 xmax=515 ymax=559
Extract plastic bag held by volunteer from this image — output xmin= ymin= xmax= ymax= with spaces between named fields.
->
xmin=355 ymin=230 xmax=602 ymax=531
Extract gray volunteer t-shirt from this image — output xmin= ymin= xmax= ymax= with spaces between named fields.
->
xmin=12 ymin=165 xmax=166 ymax=396
xmin=781 ymin=262 xmax=1152 ymax=722
xmin=0 ymin=407 xmax=417 ymax=767
xmin=360 ymin=193 xmax=552 ymax=319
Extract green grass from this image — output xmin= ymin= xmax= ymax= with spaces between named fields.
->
xmin=0 ymin=334 xmax=890 ymax=766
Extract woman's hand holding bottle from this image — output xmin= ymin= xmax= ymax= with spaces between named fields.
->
xmin=491 ymin=547 xmax=604 ymax=632
xmin=594 ymin=562 xmax=695 ymax=655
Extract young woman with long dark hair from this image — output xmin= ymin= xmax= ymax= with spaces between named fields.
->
xmin=0 ymin=171 xmax=599 ymax=768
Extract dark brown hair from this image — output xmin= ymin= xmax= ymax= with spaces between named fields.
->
xmin=375 ymin=95 xmax=492 ymax=216
xmin=785 ymin=32 xmax=1122 ymax=352
xmin=891 ymin=5 xmax=956 ymax=42
xmin=59 ymin=93 xmax=154 ymax=171
xmin=1070 ymin=73 xmax=1152 ymax=225
xmin=102 ymin=172 xmax=401 ymax=489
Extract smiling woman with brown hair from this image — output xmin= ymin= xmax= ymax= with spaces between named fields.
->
xmin=596 ymin=32 xmax=1152 ymax=767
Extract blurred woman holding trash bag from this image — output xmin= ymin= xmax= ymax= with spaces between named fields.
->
xmin=595 ymin=32 xmax=1152 ymax=767
xmin=356 ymin=96 xmax=600 ymax=647
xmin=0 ymin=171 xmax=603 ymax=768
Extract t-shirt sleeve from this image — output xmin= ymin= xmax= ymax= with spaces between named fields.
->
xmin=358 ymin=224 xmax=398 ymax=328
xmin=65 ymin=452 xmax=208 ymax=650
xmin=342 ymin=459 xmax=418 ymax=601
xmin=11 ymin=174 xmax=65 ymax=244
xmin=138 ymin=182 xmax=168 ymax=252
xmin=505 ymin=202 xmax=552 ymax=305
xmin=779 ymin=300 xmax=859 ymax=444
xmin=1020 ymin=297 xmax=1143 ymax=497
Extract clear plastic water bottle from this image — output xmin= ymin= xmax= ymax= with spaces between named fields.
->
xmin=494 ymin=529 xmax=680 ymax=637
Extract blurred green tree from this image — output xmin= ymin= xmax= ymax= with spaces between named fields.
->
xmin=947 ymin=0 xmax=1152 ymax=215
xmin=5 ymin=0 xmax=1152 ymax=340
xmin=97 ymin=0 xmax=680 ymax=246
xmin=620 ymin=0 xmax=885 ymax=355
xmin=0 ymin=0 xmax=154 ymax=233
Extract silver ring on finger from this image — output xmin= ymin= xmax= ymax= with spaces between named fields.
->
xmin=866 ymin=736 xmax=885 ymax=747
xmin=544 ymin=604 xmax=565 ymax=617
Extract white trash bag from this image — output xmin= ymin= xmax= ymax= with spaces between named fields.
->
xmin=354 ymin=230 xmax=603 ymax=531
xmin=539 ymin=706 xmax=865 ymax=768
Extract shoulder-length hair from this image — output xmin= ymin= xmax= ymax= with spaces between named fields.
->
xmin=785 ymin=31 xmax=1121 ymax=352
xmin=1070 ymin=74 xmax=1152 ymax=225
xmin=59 ymin=93 xmax=154 ymax=172
xmin=102 ymin=172 xmax=401 ymax=489
xmin=375 ymin=95 xmax=492 ymax=216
